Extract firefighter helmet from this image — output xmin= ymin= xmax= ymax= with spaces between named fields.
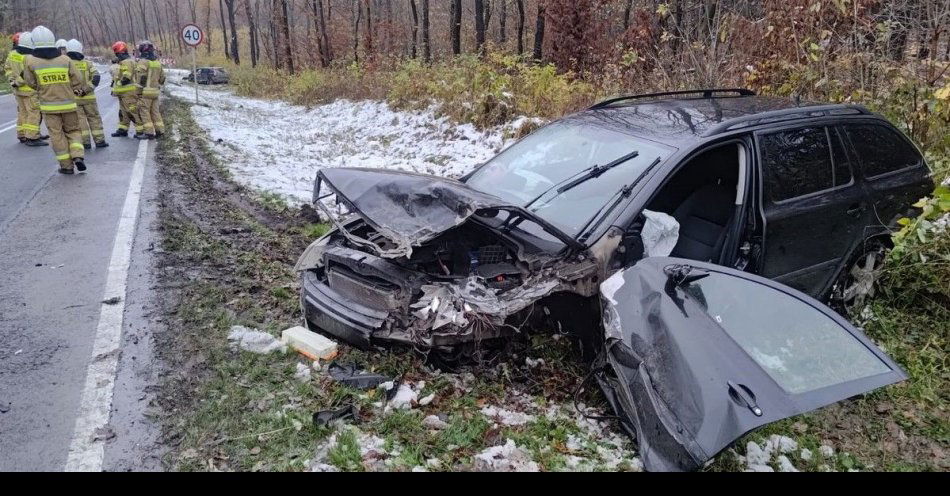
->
xmin=30 ymin=25 xmax=56 ymax=49
xmin=56 ymin=39 xmax=67 ymax=50
xmin=66 ymin=39 xmax=83 ymax=54
xmin=112 ymin=41 xmax=128 ymax=54
xmin=18 ymin=31 xmax=34 ymax=49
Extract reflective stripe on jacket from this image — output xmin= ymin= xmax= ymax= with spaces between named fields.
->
xmin=112 ymin=58 xmax=137 ymax=95
xmin=22 ymin=55 xmax=82 ymax=114
xmin=135 ymin=59 xmax=165 ymax=98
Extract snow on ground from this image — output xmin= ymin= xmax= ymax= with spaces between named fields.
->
xmin=164 ymin=70 xmax=531 ymax=205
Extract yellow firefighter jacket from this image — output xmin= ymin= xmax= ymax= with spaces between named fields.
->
xmin=22 ymin=54 xmax=83 ymax=114
xmin=69 ymin=59 xmax=98 ymax=104
xmin=135 ymin=58 xmax=165 ymax=99
xmin=112 ymin=57 xmax=137 ymax=96
xmin=4 ymin=50 xmax=36 ymax=97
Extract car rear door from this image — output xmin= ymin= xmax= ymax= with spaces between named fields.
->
xmin=598 ymin=257 xmax=906 ymax=471
xmin=755 ymin=125 xmax=870 ymax=296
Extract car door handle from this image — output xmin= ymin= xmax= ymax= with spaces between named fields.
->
xmin=728 ymin=381 xmax=763 ymax=416
xmin=846 ymin=203 xmax=865 ymax=216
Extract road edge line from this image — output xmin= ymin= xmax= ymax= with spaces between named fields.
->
xmin=64 ymin=138 xmax=149 ymax=472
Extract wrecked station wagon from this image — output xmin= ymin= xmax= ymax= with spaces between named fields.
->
xmin=295 ymin=89 xmax=932 ymax=471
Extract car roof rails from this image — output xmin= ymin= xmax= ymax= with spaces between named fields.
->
xmin=589 ymin=88 xmax=756 ymax=109
xmin=702 ymin=104 xmax=873 ymax=136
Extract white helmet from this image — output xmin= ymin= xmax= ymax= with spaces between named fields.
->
xmin=66 ymin=39 xmax=83 ymax=54
xmin=18 ymin=31 xmax=34 ymax=49
xmin=31 ymin=26 xmax=56 ymax=49
xmin=56 ymin=39 xmax=67 ymax=49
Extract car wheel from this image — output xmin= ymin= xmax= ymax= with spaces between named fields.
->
xmin=830 ymin=238 xmax=888 ymax=316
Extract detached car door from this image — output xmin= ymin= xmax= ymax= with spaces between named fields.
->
xmin=598 ymin=257 xmax=906 ymax=472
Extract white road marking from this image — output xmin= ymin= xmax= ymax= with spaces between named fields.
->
xmin=65 ymin=139 xmax=149 ymax=472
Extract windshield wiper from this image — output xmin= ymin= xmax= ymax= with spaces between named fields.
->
xmin=576 ymin=156 xmax=662 ymax=242
xmin=556 ymin=150 xmax=640 ymax=195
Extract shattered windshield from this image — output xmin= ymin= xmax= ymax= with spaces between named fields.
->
xmin=465 ymin=122 xmax=669 ymax=237
xmin=681 ymin=272 xmax=891 ymax=394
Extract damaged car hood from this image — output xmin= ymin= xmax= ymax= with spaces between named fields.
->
xmin=598 ymin=257 xmax=907 ymax=472
xmin=315 ymin=168 xmax=581 ymax=257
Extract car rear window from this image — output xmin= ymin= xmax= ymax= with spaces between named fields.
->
xmin=760 ymin=127 xmax=852 ymax=202
xmin=844 ymin=124 xmax=922 ymax=178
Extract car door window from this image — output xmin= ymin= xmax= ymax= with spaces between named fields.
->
xmin=683 ymin=271 xmax=891 ymax=393
xmin=844 ymin=124 xmax=922 ymax=178
xmin=760 ymin=126 xmax=851 ymax=202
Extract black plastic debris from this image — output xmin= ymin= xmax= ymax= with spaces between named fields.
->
xmin=327 ymin=362 xmax=391 ymax=390
xmin=313 ymin=404 xmax=358 ymax=427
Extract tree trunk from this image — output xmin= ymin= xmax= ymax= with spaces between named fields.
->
xmin=450 ymin=0 xmax=461 ymax=55
xmin=516 ymin=0 xmax=525 ymax=54
xmin=205 ymin=0 xmax=212 ymax=54
xmin=352 ymin=0 xmax=361 ymax=62
xmin=499 ymin=0 xmax=507 ymax=44
xmin=421 ymin=0 xmax=430 ymax=61
xmin=245 ymin=0 xmax=259 ymax=66
xmin=623 ymin=0 xmax=632 ymax=30
xmin=225 ymin=0 xmax=240 ymax=63
xmin=408 ymin=0 xmax=418 ymax=58
xmin=532 ymin=2 xmax=545 ymax=61
xmin=278 ymin=0 xmax=294 ymax=72
xmin=474 ymin=0 xmax=486 ymax=53
xmin=219 ymin=0 xmax=230 ymax=60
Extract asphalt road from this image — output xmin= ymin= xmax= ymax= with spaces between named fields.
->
xmin=0 ymin=71 xmax=162 ymax=471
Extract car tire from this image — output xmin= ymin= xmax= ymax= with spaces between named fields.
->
xmin=829 ymin=238 xmax=888 ymax=316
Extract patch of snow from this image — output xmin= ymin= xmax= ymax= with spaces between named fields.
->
xmin=293 ymin=363 xmax=311 ymax=382
xmin=480 ymin=405 xmax=536 ymax=426
xmin=819 ymin=444 xmax=835 ymax=457
xmin=387 ymin=383 xmax=418 ymax=410
xmin=524 ymin=357 xmax=545 ymax=368
xmin=800 ymin=448 xmax=813 ymax=462
xmin=473 ymin=439 xmax=540 ymax=472
xmin=227 ymin=326 xmax=286 ymax=354
xmin=746 ymin=463 xmax=775 ymax=472
xmin=164 ymin=76 xmax=526 ymax=205
xmin=418 ymin=393 xmax=435 ymax=406
xmin=422 ymin=415 xmax=449 ymax=430
xmin=745 ymin=441 xmax=771 ymax=466
xmin=777 ymin=455 xmax=799 ymax=472
xmin=765 ymin=435 xmax=799 ymax=455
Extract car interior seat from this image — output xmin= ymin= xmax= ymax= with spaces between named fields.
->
xmin=669 ymin=182 xmax=736 ymax=262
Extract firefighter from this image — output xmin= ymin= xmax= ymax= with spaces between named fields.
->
xmin=22 ymin=26 xmax=86 ymax=174
xmin=4 ymin=32 xmax=47 ymax=146
xmin=109 ymin=56 xmax=134 ymax=134
xmin=56 ymin=39 xmax=67 ymax=55
xmin=133 ymin=40 xmax=165 ymax=139
xmin=66 ymin=39 xmax=108 ymax=149
xmin=110 ymin=41 xmax=138 ymax=138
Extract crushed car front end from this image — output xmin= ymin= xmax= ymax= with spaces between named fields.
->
xmin=296 ymin=168 xmax=602 ymax=351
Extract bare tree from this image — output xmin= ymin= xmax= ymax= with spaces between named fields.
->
xmin=474 ymin=0 xmax=486 ymax=53
xmin=421 ymin=0 xmax=430 ymax=61
xmin=450 ymin=0 xmax=461 ymax=55
xmin=532 ymin=1 xmax=544 ymax=61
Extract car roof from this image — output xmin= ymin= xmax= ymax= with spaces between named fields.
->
xmin=565 ymin=92 xmax=872 ymax=147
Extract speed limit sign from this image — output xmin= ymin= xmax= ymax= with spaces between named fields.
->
xmin=182 ymin=24 xmax=204 ymax=104
xmin=181 ymin=24 xmax=203 ymax=47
